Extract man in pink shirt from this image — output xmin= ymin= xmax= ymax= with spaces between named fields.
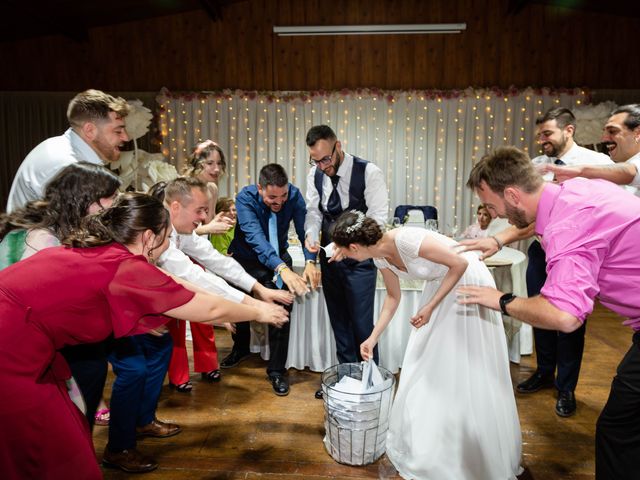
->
xmin=459 ymin=146 xmax=640 ymax=480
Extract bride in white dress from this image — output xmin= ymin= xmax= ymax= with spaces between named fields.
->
xmin=331 ymin=211 xmax=522 ymax=480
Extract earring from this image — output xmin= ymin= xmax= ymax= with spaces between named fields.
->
xmin=148 ymin=249 xmax=154 ymax=263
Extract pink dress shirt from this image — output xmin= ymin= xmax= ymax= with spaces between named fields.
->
xmin=536 ymin=178 xmax=640 ymax=330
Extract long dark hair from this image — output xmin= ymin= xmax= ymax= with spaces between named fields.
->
xmin=0 ymin=162 xmax=121 ymax=241
xmin=64 ymin=193 xmax=170 ymax=260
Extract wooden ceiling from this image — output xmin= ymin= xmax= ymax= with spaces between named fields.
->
xmin=2 ymin=0 xmax=638 ymax=43
xmin=0 ymin=0 xmax=244 ymax=42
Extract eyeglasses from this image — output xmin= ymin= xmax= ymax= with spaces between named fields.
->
xmin=308 ymin=143 xmax=336 ymax=167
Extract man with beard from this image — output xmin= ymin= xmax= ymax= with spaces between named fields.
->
xmin=7 ymin=89 xmax=130 ymax=212
xmin=459 ymin=145 xmax=640 ymax=480
xmin=224 ymin=163 xmax=317 ymax=396
xmin=546 ymin=104 xmax=640 ymax=193
xmin=304 ymin=124 xmax=388 ymax=399
xmin=516 ymin=108 xmax=612 ymax=417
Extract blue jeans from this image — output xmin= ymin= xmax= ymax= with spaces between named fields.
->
xmin=107 ymin=333 xmax=172 ymax=451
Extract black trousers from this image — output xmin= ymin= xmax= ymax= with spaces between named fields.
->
xmin=596 ymin=331 xmax=640 ymax=479
xmin=230 ymin=255 xmax=293 ymax=376
xmin=61 ymin=338 xmax=111 ymax=430
xmin=527 ymin=240 xmax=586 ymax=392
xmin=320 ymin=253 xmax=378 ymax=364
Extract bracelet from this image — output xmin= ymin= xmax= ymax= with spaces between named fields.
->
xmin=491 ymin=235 xmax=504 ymax=251
xmin=305 ymin=259 xmax=317 ymax=265
xmin=275 ymin=264 xmax=289 ymax=275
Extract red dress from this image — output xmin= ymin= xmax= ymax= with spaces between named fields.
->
xmin=0 ymin=243 xmax=194 ymax=479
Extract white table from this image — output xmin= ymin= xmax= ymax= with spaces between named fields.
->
xmin=484 ymin=247 xmax=532 ymax=363
xmin=250 ymin=244 xmax=530 ymax=373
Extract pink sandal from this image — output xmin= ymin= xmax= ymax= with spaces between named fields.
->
xmin=94 ymin=408 xmax=110 ymax=426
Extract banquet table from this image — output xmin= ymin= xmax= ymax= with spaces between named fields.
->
xmin=249 ymin=244 xmax=530 ymax=374
xmin=484 ymin=247 xmax=532 ymax=363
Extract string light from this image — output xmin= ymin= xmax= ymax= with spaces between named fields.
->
xmin=158 ymin=88 xmax=586 ymax=231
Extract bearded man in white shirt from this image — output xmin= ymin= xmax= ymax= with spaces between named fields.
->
xmin=547 ymin=104 xmax=640 ymax=190
xmin=516 ymin=107 xmax=613 ymax=418
xmin=7 ymin=89 xmax=130 ymax=212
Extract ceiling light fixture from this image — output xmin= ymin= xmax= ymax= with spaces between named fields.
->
xmin=273 ymin=23 xmax=467 ymax=36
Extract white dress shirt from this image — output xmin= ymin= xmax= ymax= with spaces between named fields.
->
xmin=158 ymin=227 xmax=257 ymax=304
xmin=304 ymin=152 xmax=388 ymax=242
xmin=7 ymin=128 xmax=103 ymax=212
xmin=158 ymin=232 xmax=245 ymax=304
xmin=531 ymin=143 xmax=613 ymax=182
xmin=625 ymin=151 xmax=640 ymax=189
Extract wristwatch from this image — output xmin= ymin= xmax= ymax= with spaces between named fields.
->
xmin=499 ymin=293 xmax=516 ymax=316
xmin=305 ymin=259 xmax=317 ymax=265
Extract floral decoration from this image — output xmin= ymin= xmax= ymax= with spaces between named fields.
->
xmin=110 ymin=99 xmax=179 ymax=191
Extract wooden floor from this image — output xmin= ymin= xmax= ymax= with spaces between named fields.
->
xmin=94 ymin=303 xmax=632 ymax=479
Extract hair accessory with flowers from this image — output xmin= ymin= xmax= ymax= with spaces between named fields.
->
xmin=194 ymin=139 xmax=219 ymax=157
xmin=345 ymin=210 xmax=366 ymax=234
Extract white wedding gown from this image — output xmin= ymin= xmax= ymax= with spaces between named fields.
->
xmin=378 ymin=228 xmax=522 ymax=480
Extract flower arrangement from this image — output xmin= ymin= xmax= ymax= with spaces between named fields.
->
xmin=110 ymin=99 xmax=179 ymax=191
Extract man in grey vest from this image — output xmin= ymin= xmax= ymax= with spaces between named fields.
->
xmin=304 ymin=125 xmax=388 ymax=398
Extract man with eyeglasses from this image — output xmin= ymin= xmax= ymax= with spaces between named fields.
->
xmin=304 ymin=125 xmax=388 ymax=399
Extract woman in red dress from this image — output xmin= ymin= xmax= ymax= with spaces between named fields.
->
xmin=0 ymin=192 xmax=287 ymax=480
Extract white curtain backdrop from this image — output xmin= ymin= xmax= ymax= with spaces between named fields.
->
xmin=157 ymin=87 xmax=586 ymax=231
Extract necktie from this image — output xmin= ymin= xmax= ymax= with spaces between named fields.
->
xmin=268 ymin=211 xmax=283 ymax=288
xmin=554 ymin=158 xmax=566 ymax=166
xmin=327 ymin=175 xmax=342 ymax=216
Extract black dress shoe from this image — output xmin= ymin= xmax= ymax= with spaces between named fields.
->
xmin=269 ymin=374 xmax=289 ymax=396
xmin=556 ymin=391 xmax=577 ymax=417
xmin=516 ymin=371 xmax=555 ymax=394
xmin=220 ymin=350 xmax=250 ymax=369
xmin=315 ymin=389 xmax=323 ymax=399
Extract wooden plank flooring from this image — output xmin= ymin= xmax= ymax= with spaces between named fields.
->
xmin=94 ymin=303 xmax=631 ymax=479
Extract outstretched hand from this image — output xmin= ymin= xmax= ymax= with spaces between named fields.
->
xmin=256 ymin=285 xmax=294 ymax=305
xmin=280 ymin=268 xmax=310 ymax=296
xmin=546 ymin=164 xmax=583 ymax=183
xmin=303 ymin=262 xmax=321 ymax=290
xmin=456 ymin=285 xmax=502 ymax=311
xmin=257 ymin=303 xmax=290 ymax=328
xmin=455 ymin=237 xmax=499 ymax=260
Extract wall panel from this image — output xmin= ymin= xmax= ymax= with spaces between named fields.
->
xmin=0 ymin=0 xmax=637 ymax=92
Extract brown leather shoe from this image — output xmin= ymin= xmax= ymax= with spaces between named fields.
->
xmin=102 ymin=447 xmax=158 ymax=473
xmin=136 ymin=418 xmax=182 ymax=438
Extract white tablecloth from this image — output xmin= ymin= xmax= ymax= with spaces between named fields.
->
xmin=250 ymin=244 xmax=530 ymax=373
xmin=484 ymin=247 xmax=532 ymax=363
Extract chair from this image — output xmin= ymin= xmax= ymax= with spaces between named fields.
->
xmin=393 ymin=205 xmax=438 ymax=224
